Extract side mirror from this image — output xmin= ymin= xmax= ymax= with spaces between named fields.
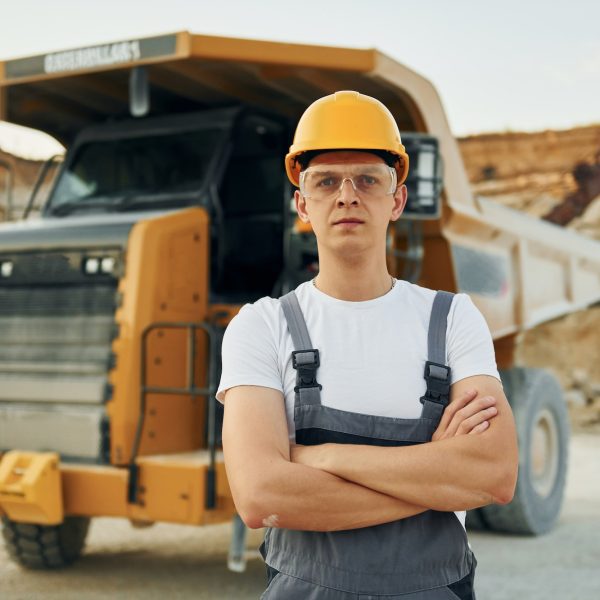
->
xmin=401 ymin=134 xmax=443 ymax=220
xmin=23 ymin=154 xmax=63 ymax=219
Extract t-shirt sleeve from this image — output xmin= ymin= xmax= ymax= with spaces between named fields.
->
xmin=216 ymin=302 xmax=283 ymax=403
xmin=446 ymin=293 xmax=501 ymax=385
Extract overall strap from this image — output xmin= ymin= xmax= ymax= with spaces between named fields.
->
xmin=280 ymin=291 xmax=322 ymax=407
xmin=420 ymin=291 xmax=455 ymax=422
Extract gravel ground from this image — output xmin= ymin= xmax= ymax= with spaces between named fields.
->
xmin=2 ymin=433 xmax=599 ymax=600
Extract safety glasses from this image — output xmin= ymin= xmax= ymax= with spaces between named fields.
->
xmin=299 ymin=163 xmax=397 ymax=201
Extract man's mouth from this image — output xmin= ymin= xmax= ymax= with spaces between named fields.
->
xmin=333 ymin=218 xmax=364 ymax=225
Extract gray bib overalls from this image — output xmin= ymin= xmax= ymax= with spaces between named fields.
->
xmin=260 ymin=290 xmax=477 ymax=599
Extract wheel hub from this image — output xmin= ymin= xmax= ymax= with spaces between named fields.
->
xmin=530 ymin=408 xmax=560 ymax=498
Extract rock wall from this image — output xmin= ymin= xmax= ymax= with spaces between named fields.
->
xmin=459 ymin=125 xmax=600 ymax=430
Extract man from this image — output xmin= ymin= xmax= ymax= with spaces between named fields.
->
xmin=218 ymin=91 xmax=518 ymax=599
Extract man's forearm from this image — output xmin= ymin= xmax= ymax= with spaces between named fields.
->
xmin=232 ymin=457 xmax=427 ymax=532
xmin=308 ymin=433 xmax=517 ymax=511
xmin=297 ymin=380 xmax=519 ymax=512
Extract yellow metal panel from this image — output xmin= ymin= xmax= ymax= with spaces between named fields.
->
xmin=108 ymin=207 xmax=210 ymax=465
xmin=62 ymin=456 xmax=234 ymax=526
xmin=0 ymin=451 xmax=63 ymax=524
xmin=189 ymin=33 xmax=374 ymax=72
xmin=62 ymin=464 xmax=129 ymax=517
xmin=132 ymin=452 xmax=235 ymax=525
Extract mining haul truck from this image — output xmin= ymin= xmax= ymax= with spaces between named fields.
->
xmin=1 ymin=32 xmax=599 ymax=570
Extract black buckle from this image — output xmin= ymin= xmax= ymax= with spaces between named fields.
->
xmin=292 ymin=349 xmax=322 ymax=392
xmin=420 ymin=360 xmax=451 ymax=406
xmin=292 ymin=349 xmax=320 ymax=369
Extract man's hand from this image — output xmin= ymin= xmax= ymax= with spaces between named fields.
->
xmin=432 ymin=389 xmax=498 ymax=441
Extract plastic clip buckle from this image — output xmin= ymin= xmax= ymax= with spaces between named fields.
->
xmin=292 ymin=349 xmax=322 ymax=392
xmin=420 ymin=360 xmax=451 ymax=405
xmin=292 ymin=349 xmax=320 ymax=369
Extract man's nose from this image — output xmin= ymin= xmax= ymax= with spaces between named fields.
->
xmin=337 ymin=178 xmax=359 ymax=206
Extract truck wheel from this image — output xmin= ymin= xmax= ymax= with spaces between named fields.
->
xmin=465 ymin=508 xmax=488 ymax=531
xmin=1 ymin=516 xmax=90 ymax=569
xmin=481 ymin=367 xmax=569 ymax=535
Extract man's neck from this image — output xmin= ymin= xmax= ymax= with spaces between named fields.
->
xmin=313 ymin=252 xmax=394 ymax=302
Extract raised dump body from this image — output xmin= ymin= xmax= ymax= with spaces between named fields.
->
xmin=0 ymin=32 xmax=599 ymax=568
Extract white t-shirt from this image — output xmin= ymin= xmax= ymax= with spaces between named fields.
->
xmin=218 ymin=279 xmax=500 ymax=418
xmin=217 ymin=279 xmax=501 ymax=528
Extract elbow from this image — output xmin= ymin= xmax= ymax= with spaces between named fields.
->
xmin=491 ymin=463 xmax=519 ymax=505
xmin=233 ymin=481 xmax=283 ymax=530
xmin=234 ymin=492 xmax=270 ymax=530
xmin=237 ymin=505 xmax=266 ymax=530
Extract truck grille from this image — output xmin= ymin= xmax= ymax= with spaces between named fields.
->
xmin=0 ymin=249 xmax=121 ymax=462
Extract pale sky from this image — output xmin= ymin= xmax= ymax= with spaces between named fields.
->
xmin=1 ymin=0 xmax=600 ymax=157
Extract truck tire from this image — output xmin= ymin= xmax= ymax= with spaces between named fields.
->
xmin=465 ymin=508 xmax=488 ymax=531
xmin=480 ymin=367 xmax=569 ymax=535
xmin=1 ymin=516 xmax=90 ymax=569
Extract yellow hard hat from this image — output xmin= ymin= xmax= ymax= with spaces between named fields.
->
xmin=285 ymin=90 xmax=409 ymax=187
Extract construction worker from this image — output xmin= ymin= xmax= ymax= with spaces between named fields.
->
xmin=218 ymin=91 xmax=519 ymax=599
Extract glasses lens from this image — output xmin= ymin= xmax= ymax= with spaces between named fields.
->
xmin=301 ymin=164 xmax=394 ymax=200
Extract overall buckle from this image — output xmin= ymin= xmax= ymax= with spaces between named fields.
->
xmin=292 ymin=349 xmax=320 ymax=369
xmin=292 ymin=349 xmax=322 ymax=392
xmin=420 ymin=360 xmax=451 ymax=406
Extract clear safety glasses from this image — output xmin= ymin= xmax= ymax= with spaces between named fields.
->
xmin=299 ymin=163 xmax=397 ymax=201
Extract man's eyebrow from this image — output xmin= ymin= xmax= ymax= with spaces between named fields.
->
xmin=307 ymin=169 xmax=337 ymax=176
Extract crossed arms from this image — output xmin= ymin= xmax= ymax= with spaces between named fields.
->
xmin=222 ymin=375 xmax=518 ymax=532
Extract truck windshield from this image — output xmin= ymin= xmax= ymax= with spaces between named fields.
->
xmin=46 ymin=128 xmax=225 ymax=214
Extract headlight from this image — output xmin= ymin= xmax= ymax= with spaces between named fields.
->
xmin=83 ymin=257 xmax=100 ymax=274
xmin=100 ymin=257 xmax=115 ymax=274
xmin=0 ymin=261 xmax=13 ymax=278
xmin=83 ymin=254 xmax=120 ymax=276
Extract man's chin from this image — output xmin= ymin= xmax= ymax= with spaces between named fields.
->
xmin=324 ymin=238 xmax=372 ymax=257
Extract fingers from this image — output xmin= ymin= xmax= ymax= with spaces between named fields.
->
xmin=435 ymin=389 xmax=478 ymax=435
xmin=468 ymin=420 xmax=490 ymax=435
xmin=455 ymin=404 xmax=497 ymax=435
xmin=446 ymin=396 xmax=497 ymax=437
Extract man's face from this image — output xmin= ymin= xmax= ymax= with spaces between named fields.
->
xmin=295 ymin=150 xmax=407 ymax=258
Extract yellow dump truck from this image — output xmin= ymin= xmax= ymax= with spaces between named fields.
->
xmin=1 ymin=32 xmax=600 ymax=569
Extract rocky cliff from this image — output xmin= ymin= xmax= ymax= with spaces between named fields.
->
xmin=459 ymin=125 xmax=600 ymax=430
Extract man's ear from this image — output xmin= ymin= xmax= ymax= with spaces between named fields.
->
xmin=390 ymin=185 xmax=408 ymax=222
xmin=295 ymin=190 xmax=310 ymax=223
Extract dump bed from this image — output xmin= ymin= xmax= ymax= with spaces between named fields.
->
xmin=2 ymin=31 xmax=600 ymax=338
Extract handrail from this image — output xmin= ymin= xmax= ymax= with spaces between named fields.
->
xmin=127 ymin=320 xmax=222 ymax=509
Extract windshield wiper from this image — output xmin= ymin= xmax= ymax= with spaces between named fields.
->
xmin=48 ymin=194 xmax=128 ymax=216
xmin=111 ymin=191 xmax=201 ymax=211
xmin=48 ymin=190 xmax=201 ymax=216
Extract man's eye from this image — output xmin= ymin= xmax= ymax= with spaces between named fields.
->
xmin=358 ymin=175 xmax=378 ymax=186
xmin=316 ymin=176 xmax=339 ymax=187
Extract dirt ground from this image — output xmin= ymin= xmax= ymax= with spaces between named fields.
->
xmin=1 ymin=432 xmax=599 ymax=600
